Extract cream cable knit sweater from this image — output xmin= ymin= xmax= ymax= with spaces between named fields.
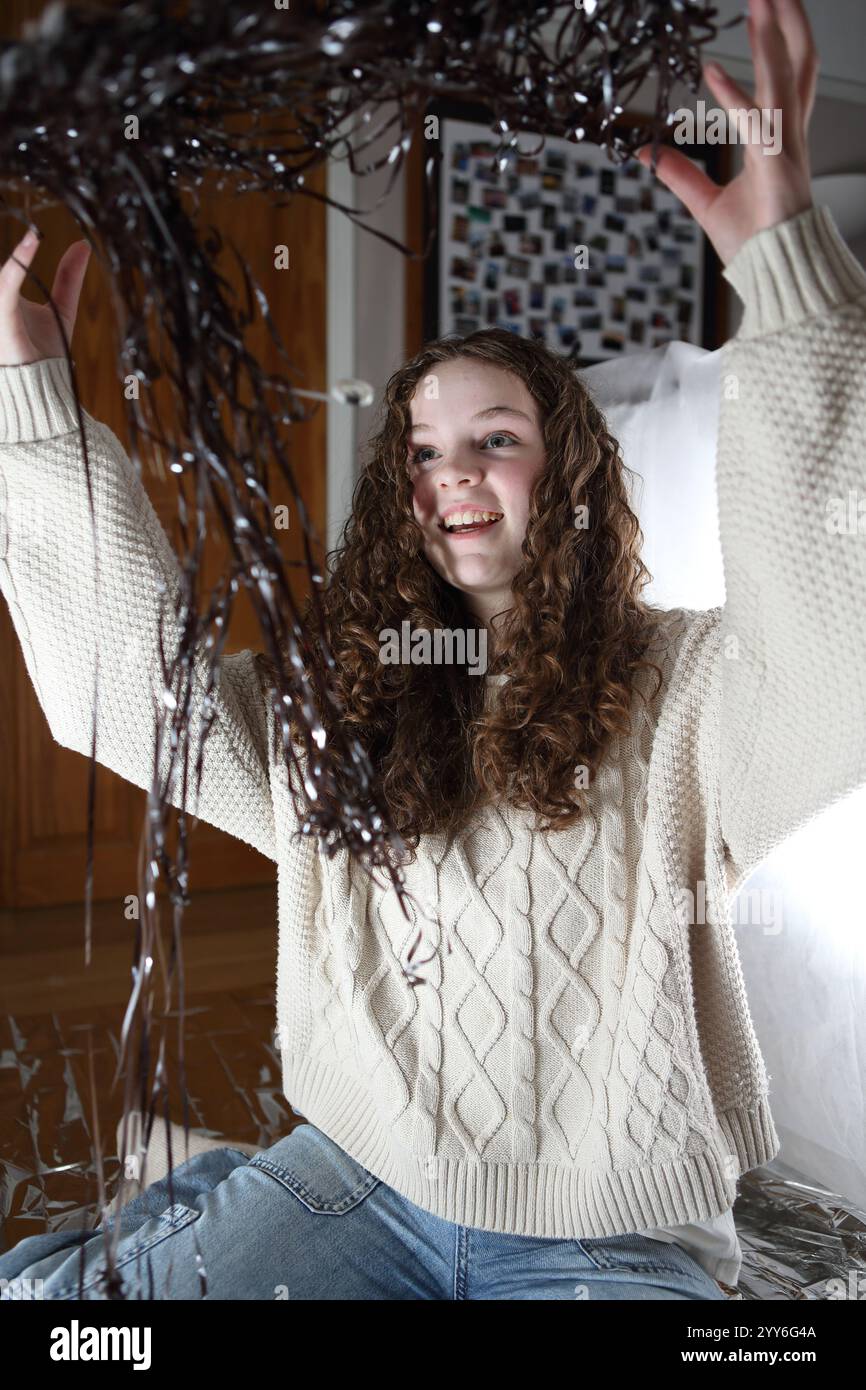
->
xmin=1 ymin=208 xmax=865 ymax=1278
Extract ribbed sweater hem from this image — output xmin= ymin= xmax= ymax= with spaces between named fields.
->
xmin=0 ymin=356 xmax=81 ymax=443
xmin=723 ymin=203 xmax=866 ymax=338
xmin=281 ymin=1050 xmax=780 ymax=1239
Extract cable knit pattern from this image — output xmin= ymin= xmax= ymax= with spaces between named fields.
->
xmin=1 ymin=207 xmax=865 ymax=1260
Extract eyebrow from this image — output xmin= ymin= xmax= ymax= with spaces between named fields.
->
xmin=409 ymin=405 xmax=535 ymax=434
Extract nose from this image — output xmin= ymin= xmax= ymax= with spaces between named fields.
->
xmin=434 ymin=451 xmax=485 ymax=487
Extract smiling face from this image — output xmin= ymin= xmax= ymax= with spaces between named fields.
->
xmin=408 ymin=358 xmax=548 ymax=630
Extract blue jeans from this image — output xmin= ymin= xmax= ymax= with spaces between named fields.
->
xmin=0 ymin=1123 xmax=728 ymax=1300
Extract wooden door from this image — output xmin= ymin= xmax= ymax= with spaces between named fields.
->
xmin=0 ymin=0 xmax=327 ymax=906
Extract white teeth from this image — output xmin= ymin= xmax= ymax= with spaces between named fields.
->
xmin=443 ymin=510 xmax=503 ymax=529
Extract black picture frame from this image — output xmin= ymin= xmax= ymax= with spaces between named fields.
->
xmin=420 ymin=96 xmax=728 ymax=365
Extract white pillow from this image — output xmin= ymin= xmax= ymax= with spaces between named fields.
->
xmin=577 ymin=340 xmax=726 ymax=611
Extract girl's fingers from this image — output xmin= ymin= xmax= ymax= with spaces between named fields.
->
xmin=50 ymin=241 xmax=92 ymax=332
xmin=703 ymin=61 xmax=757 ymax=121
xmin=772 ymin=0 xmax=819 ymax=127
xmin=704 ymin=58 xmax=787 ymax=158
xmin=0 ymin=228 xmax=41 ymax=304
xmin=748 ymin=0 xmax=797 ymax=121
xmin=635 ymin=145 xmax=720 ymax=226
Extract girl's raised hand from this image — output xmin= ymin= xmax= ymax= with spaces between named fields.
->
xmin=0 ymin=231 xmax=91 ymax=366
xmin=636 ymin=0 xmax=818 ymax=267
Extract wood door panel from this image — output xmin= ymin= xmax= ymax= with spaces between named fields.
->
xmin=0 ymin=0 xmax=326 ymax=907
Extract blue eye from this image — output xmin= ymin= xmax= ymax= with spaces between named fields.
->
xmin=409 ymin=432 xmax=517 ymax=468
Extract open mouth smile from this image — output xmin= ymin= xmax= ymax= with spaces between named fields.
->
xmin=438 ymin=510 xmax=503 ymax=536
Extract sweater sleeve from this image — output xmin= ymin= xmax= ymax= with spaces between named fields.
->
xmin=708 ymin=204 xmax=866 ymax=888
xmin=0 ymin=357 xmax=278 ymax=863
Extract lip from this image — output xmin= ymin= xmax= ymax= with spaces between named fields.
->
xmin=439 ymin=517 xmax=503 ymax=540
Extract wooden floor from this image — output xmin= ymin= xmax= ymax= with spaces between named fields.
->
xmin=0 ymin=884 xmax=297 ymax=1249
xmin=0 ymin=883 xmax=278 ymax=1014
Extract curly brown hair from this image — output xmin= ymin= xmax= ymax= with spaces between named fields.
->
xmin=267 ymin=327 xmax=665 ymax=861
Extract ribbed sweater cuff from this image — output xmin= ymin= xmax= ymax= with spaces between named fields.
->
xmin=0 ymin=356 xmax=83 ymax=444
xmin=723 ymin=204 xmax=866 ymax=338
